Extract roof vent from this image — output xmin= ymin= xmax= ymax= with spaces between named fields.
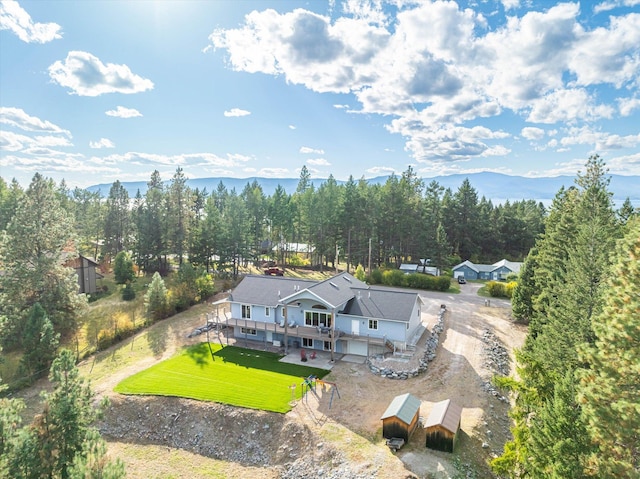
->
xmin=368 ymin=291 xmax=371 ymax=299
xmin=329 ymin=282 xmax=338 ymax=289
xmin=343 ymin=276 xmax=351 ymax=283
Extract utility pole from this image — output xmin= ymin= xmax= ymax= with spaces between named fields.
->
xmin=368 ymin=237 xmax=372 ymax=277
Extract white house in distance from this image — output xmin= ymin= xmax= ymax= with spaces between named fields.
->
xmin=220 ymin=272 xmax=425 ymax=358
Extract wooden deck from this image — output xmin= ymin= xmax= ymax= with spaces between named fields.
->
xmin=217 ymin=316 xmax=389 ymax=347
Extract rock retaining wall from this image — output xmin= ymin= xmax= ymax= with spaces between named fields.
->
xmin=366 ymin=306 xmax=447 ymax=379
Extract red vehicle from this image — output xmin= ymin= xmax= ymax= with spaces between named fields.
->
xmin=264 ymin=267 xmax=284 ymax=276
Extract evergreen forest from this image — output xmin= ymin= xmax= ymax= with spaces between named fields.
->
xmin=0 ymin=155 xmax=638 ymax=477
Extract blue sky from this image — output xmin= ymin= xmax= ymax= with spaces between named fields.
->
xmin=1 ymin=0 xmax=639 ymax=189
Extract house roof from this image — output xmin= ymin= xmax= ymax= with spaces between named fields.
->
xmin=343 ymin=287 xmax=421 ymax=322
xmin=229 ymin=272 xmax=420 ymax=323
xmin=424 ymin=399 xmax=462 ymax=433
xmin=301 ymin=272 xmax=369 ymax=309
xmin=380 ymin=393 xmax=421 ymax=424
xmin=492 ymin=259 xmax=523 ymax=274
xmin=228 ymin=275 xmax=316 ymax=307
xmin=452 ymin=260 xmax=478 ymax=272
xmin=452 ymin=259 xmax=523 ymax=274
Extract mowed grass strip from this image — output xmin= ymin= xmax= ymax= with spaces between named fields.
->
xmin=114 ymin=343 xmax=329 ymax=413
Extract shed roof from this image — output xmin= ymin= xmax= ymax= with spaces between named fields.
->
xmin=424 ymin=399 xmax=462 ymax=434
xmin=380 ymin=393 xmax=421 ymax=425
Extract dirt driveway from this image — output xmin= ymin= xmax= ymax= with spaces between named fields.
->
xmin=304 ymin=283 xmax=525 ymax=478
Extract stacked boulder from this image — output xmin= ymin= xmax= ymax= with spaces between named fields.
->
xmin=366 ymin=305 xmax=447 ymax=379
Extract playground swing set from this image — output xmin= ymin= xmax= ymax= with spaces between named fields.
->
xmin=300 ymin=375 xmax=341 ymax=409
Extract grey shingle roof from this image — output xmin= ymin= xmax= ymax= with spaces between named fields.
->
xmin=228 ymin=275 xmax=316 ymax=307
xmin=342 ymin=286 xmax=420 ymax=322
xmin=303 ymin=272 xmax=368 ymax=308
xmin=380 ymin=393 xmax=421 ymax=424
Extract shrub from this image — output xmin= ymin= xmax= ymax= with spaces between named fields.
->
xmin=369 ymin=268 xmax=383 ymax=284
xmin=196 ymin=272 xmax=215 ymax=301
xmin=382 ymin=269 xmax=405 ymax=287
xmin=487 ymin=281 xmax=508 ymax=298
xmin=354 ymin=264 xmax=366 ymax=281
xmin=121 ymin=283 xmax=136 ymax=301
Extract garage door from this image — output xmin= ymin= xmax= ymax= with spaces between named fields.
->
xmin=348 ymin=340 xmax=368 ymax=356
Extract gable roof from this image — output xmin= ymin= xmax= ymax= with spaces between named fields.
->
xmin=228 ymin=275 xmax=316 ymax=307
xmin=380 ymin=393 xmax=421 ymax=424
xmin=492 ymin=259 xmax=523 ymax=274
xmin=452 ymin=259 xmax=522 ymax=274
xmin=452 ymin=260 xmax=478 ymax=272
xmin=343 ymin=287 xmax=421 ymax=322
xmin=301 ymin=272 xmax=368 ymax=309
xmin=424 ymin=399 xmax=462 ymax=433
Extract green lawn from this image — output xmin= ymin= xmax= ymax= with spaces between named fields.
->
xmin=114 ymin=343 xmax=329 ymax=413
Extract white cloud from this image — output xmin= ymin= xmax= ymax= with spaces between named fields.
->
xmin=99 ymin=151 xmax=251 ymax=169
xmin=605 ymin=151 xmax=640 ymax=175
xmin=288 ymin=124 xmax=296 ymax=129
xmin=0 ymin=130 xmax=73 ymax=152
xmin=594 ymin=0 xmax=640 ymax=14
xmin=527 ymin=89 xmax=614 ymax=124
xmin=300 ymin=146 xmax=325 ymax=154
xmin=366 ymin=166 xmax=396 ymax=176
xmin=48 ymin=51 xmax=154 ymax=96
xmin=558 ymin=126 xmax=640 ymax=151
xmin=618 ymin=96 xmax=640 ymax=116
xmin=209 ymin=2 xmax=639 ymax=166
xmin=307 ymin=158 xmax=331 ymax=166
xmin=521 ymin=127 xmax=546 ymax=140
xmin=223 ymin=108 xmax=251 ymax=117
xmin=0 ymin=107 xmax=71 ymax=136
xmin=249 ymin=167 xmax=291 ymax=177
xmin=89 ymin=138 xmax=115 ymax=149
xmin=500 ymin=0 xmax=521 ymax=10
xmin=0 ymin=0 xmax=62 ymax=43
xmin=105 ymin=106 xmax=142 ymax=118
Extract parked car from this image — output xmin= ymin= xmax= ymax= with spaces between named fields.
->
xmin=457 ymin=276 xmax=466 ymax=284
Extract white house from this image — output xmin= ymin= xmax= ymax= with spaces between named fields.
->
xmin=220 ymin=272 xmax=425 ymax=358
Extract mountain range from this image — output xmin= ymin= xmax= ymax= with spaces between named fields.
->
xmin=87 ymin=172 xmax=639 ymax=206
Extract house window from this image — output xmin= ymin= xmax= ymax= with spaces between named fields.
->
xmin=305 ymin=311 xmax=332 ymax=327
xmin=265 ymin=307 xmax=270 ymax=317
xmin=241 ymin=304 xmax=251 ymax=319
xmin=240 ymin=327 xmax=256 ymax=335
xmin=302 ymin=337 xmax=313 ymax=348
xmin=282 ymin=307 xmax=287 ymax=319
xmin=324 ymin=341 xmax=331 ymax=351
xmin=368 ymin=319 xmax=378 ymax=330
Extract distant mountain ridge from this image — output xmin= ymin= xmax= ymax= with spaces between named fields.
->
xmin=86 ymin=172 xmax=640 ymax=205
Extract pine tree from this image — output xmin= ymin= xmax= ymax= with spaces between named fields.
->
xmin=0 ymin=173 xmax=85 ymax=347
xmin=145 ymin=271 xmax=169 ymax=322
xmin=19 ymin=303 xmax=60 ymax=380
xmin=3 ymin=350 xmax=125 ymax=479
xmin=528 ymin=371 xmax=593 ymax=478
xmin=578 ymin=218 xmax=640 ymax=478
xmin=113 ymin=251 xmax=135 ymax=285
